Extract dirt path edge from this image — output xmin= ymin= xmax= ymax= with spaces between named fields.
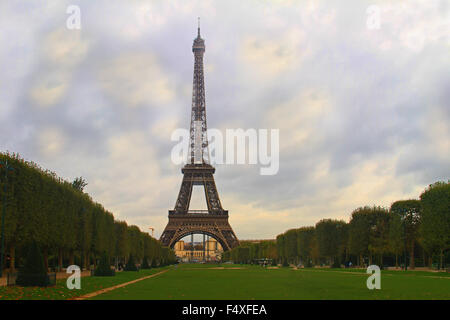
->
xmin=70 ymin=269 xmax=170 ymax=300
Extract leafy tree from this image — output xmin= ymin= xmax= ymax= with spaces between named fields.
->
xmin=349 ymin=207 xmax=371 ymax=265
xmin=1 ymin=155 xmax=24 ymax=273
xmin=141 ymin=256 xmax=150 ymax=269
xmin=0 ymin=152 xmax=176 ymax=277
xmin=349 ymin=206 xmax=388 ymax=266
xmin=284 ymin=229 xmax=298 ymax=264
xmin=72 ymin=177 xmax=88 ymax=192
xmin=388 ymin=211 xmax=404 ymax=268
xmin=230 ymin=247 xmax=250 ymax=264
xmin=224 ymin=240 xmax=277 ymax=265
xmin=315 ymin=219 xmax=347 ymax=267
xmin=127 ymin=226 xmax=144 ymax=262
xmin=420 ymin=181 xmax=450 ymax=270
xmin=390 ymin=200 xmax=421 ymax=269
xmin=276 ymin=234 xmax=286 ymax=263
xmin=296 ymin=227 xmax=315 ymax=266
xmin=78 ymin=203 xmax=93 ymax=271
xmin=114 ymin=221 xmax=128 ymax=268
xmin=368 ymin=208 xmax=390 ymax=266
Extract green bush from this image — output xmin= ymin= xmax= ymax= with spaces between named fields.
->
xmin=94 ymin=252 xmax=115 ymax=276
xmin=16 ymin=242 xmax=50 ymax=287
xmin=331 ymin=259 xmax=341 ymax=268
xmin=124 ymin=254 xmax=138 ymax=271
xmin=304 ymin=260 xmax=313 ymax=268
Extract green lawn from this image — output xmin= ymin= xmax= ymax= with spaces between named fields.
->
xmin=0 ymin=267 xmax=168 ymax=300
xmin=1 ymin=264 xmax=448 ymax=300
xmin=91 ymin=264 xmax=450 ymax=300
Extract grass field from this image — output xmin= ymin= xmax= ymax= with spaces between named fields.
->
xmin=91 ymin=264 xmax=450 ymax=300
xmin=0 ymin=267 xmax=168 ymax=300
xmin=1 ymin=264 xmax=448 ymax=300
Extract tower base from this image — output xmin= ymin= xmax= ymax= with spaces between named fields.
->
xmin=160 ymin=212 xmax=239 ymax=250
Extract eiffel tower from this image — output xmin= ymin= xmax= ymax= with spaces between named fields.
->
xmin=160 ymin=22 xmax=239 ymax=251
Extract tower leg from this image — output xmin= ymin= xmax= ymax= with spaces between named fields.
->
xmin=203 ymin=234 xmax=205 ymax=262
xmin=191 ymin=233 xmax=194 ymax=262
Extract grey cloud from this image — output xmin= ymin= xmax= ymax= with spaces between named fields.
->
xmin=1 ymin=0 xmax=448 ymax=238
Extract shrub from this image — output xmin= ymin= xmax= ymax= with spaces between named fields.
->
xmin=124 ymin=254 xmax=138 ymax=271
xmin=304 ymin=260 xmax=313 ymax=268
xmin=94 ymin=252 xmax=115 ymax=276
xmin=16 ymin=242 xmax=50 ymax=287
xmin=331 ymin=259 xmax=341 ymax=268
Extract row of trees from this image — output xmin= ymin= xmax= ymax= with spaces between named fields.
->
xmin=0 ymin=152 xmax=176 ymax=273
xmin=223 ymin=181 xmax=449 ymax=270
xmin=222 ymin=240 xmax=277 ymax=264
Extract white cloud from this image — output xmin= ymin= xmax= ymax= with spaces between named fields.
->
xmin=151 ymin=116 xmax=181 ymax=141
xmin=331 ymin=154 xmax=425 ymax=211
xmin=29 ymin=28 xmax=90 ymax=108
xmin=88 ymin=131 xmax=178 ymax=231
xmin=97 ymin=53 xmax=175 ymax=107
xmin=241 ymin=27 xmax=308 ymax=78
xmin=266 ymin=89 xmax=332 ymax=151
xmin=38 ymin=127 xmax=67 ymax=157
xmin=42 ymin=28 xmax=89 ymax=66
xmin=362 ymin=1 xmax=449 ymax=53
xmin=1 ymin=0 xmax=448 ymax=240
xmin=30 ymin=71 xmax=69 ymax=108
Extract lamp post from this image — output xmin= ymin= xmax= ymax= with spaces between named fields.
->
xmin=0 ymin=159 xmax=14 ymax=278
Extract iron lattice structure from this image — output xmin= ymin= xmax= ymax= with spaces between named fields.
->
xmin=160 ymin=25 xmax=239 ymax=251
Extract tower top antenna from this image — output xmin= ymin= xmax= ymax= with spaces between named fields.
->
xmin=197 ymin=17 xmax=200 ymax=37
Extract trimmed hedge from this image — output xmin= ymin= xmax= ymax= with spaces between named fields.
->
xmin=94 ymin=252 xmax=115 ymax=276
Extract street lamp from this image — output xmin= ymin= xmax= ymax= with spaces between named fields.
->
xmin=0 ymin=159 xmax=14 ymax=278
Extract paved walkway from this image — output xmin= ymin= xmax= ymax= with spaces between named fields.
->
xmin=71 ymin=269 xmax=169 ymax=300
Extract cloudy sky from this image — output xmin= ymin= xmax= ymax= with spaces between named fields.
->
xmin=0 ymin=0 xmax=448 ymax=240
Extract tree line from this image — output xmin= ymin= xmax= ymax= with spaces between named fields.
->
xmin=0 ymin=152 xmax=176 ymax=273
xmin=222 ymin=181 xmax=449 ymax=270
xmin=222 ymin=240 xmax=277 ymax=264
